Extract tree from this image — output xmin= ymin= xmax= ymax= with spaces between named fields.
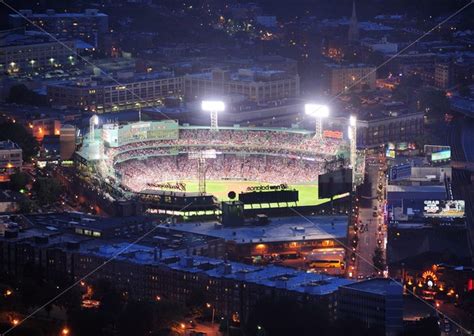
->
xmin=33 ymin=177 xmax=62 ymax=206
xmin=185 ymin=288 xmax=206 ymax=314
xmin=0 ymin=122 xmax=39 ymax=160
xmin=6 ymin=84 xmax=48 ymax=106
xmin=117 ymin=301 xmax=154 ymax=336
xmin=393 ymin=74 xmax=422 ymax=102
xmin=373 ymin=247 xmax=386 ymax=273
xmin=418 ymin=88 xmax=450 ymax=124
xmin=246 ymin=296 xmax=330 ymax=336
xmin=19 ymin=199 xmax=37 ymax=213
xmin=9 ymin=171 xmax=29 ymax=191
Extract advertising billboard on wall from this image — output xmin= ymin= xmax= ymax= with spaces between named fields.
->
xmin=423 ymin=200 xmax=465 ymax=218
xmin=431 ymin=149 xmax=451 ymax=162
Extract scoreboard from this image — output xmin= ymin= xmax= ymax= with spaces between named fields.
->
xmin=102 ymin=120 xmax=179 ymax=147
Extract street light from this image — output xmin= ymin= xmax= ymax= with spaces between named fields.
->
xmin=206 ymin=303 xmax=215 ymax=325
xmin=61 ymin=327 xmax=70 ymax=335
xmin=305 ymin=103 xmax=329 ymax=139
xmin=202 ymin=100 xmax=225 ymax=131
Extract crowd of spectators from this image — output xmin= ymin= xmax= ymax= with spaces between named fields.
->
xmin=116 ymin=154 xmax=325 ymax=192
xmin=106 ymin=129 xmax=345 ymax=161
xmin=101 ymin=128 xmax=346 ymax=192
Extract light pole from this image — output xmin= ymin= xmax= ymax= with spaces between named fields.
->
xmin=305 ymin=103 xmax=329 ymax=139
xmin=89 ymin=115 xmax=99 ymax=141
xmin=348 ymin=115 xmax=357 ymax=190
xmin=202 ymin=100 xmax=225 ymax=131
xmin=206 ymin=303 xmax=216 ymax=325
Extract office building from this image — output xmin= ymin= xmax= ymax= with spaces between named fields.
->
xmin=184 ymin=68 xmax=300 ymax=104
xmin=47 ymin=72 xmax=183 ymax=113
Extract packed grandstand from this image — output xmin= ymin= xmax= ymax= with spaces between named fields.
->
xmin=78 ymin=121 xmax=350 ymax=196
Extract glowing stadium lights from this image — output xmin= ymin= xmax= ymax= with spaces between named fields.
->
xmin=92 ymin=115 xmax=99 ymax=125
xmin=201 ymin=100 xmax=225 ymax=131
xmin=305 ymin=103 xmax=329 ymax=139
xmin=349 ymin=115 xmax=357 ymax=127
xmin=90 ymin=115 xmax=99 ymax=140
xmin=348 ymin=115 xmax=357 ymax=190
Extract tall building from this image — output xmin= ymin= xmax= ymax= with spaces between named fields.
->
xmin=9 ymin=9 xmax=108 ymax=47
xmin=337 ymin=278 xmax=403 ymax=336
xmin=324 ymin=63 xmax=376 ymax=95
xmin=0 ymin=140 xmax=22 ymax=183
xmin=434 ymin=62 xmax=453 ymax=89
xmin=348 ymin=0 xmax=359 ymax=43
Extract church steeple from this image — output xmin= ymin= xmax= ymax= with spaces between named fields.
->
xmin=348 ymin=0 xmax=359 ymax=43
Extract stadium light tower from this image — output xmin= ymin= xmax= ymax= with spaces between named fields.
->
xmin=348 ymin=115 xmax=357 ymax=190
xmin=305 ymin=104 xmax=329 ymax=139
xmin=189 ymin=149 xmax=217 ymax=194
xmin=89 ymin=115 xmax=99 ymax=141
xmin=202 ymin=100 xmax=225 ymax=131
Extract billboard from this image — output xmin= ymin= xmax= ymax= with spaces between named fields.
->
xmin=431 ymin=149 xmax=451 ymax=162
xmin=389 ymin=164 xmax=411 ymax=181
xmin=238 ymin=189 xmax=299 ymax=204
xmin=103 ymin=120 xmax=179 ymax=147
xmin=318 ymin=168 xmax=352 ymax=199
xmin=423 ymin=200 xmax=465 ymax=218
xmin=424 ymin=145 xmax=450 ymax=157
xmin=323 ymin=130 xmax=343 ymax=139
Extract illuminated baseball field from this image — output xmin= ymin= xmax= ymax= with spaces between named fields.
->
xmin=165 ymin=180 xmax=347 ymax=208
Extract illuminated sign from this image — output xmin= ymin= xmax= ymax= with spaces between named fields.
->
xmin=386 ymin=148 xmax=396 ymax=159
xmin=147 ymin=181 xmax=186 ymax=191
xmin=323 ymin=130 xmax=343 ymax=139
xmin=423 ymin=200 xmax=465 ymax=218
xmin=431 ymin=149 xmax=451 ymax=162
xmin=246 ymin=183 xmax=288 ymax=192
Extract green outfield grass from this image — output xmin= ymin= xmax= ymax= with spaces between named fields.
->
xmin=168 ymin=180 xmax=346 ymax=208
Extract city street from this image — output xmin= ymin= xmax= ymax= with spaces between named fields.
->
xmin=353 ymin=158 xmax=388 ymax=278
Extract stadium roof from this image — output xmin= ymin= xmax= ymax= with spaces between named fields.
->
xmin=179 ymin=124 xmax=313 ymax=135
xmin=158 ymin=216 xmax=348 ymax=244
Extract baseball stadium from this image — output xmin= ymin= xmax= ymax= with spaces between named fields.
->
xmin=76 ymin=117 xmax=354 ymax=213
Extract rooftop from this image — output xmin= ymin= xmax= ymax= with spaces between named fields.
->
xmin=78 ymin=240 xmax=352 ymax=295
xmin=341 ymin=278 xmax=402 ymax=296
xmin=0 ymin=140 xmax=20 ymax=151
xmin=158 ymin=216 xmax=348 ymax=244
